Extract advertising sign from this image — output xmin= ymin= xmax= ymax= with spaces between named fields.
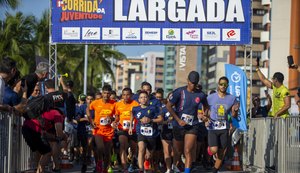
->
xmin=225 ymin=64 xmax=248 ymax=131
xmin=52 ymin=0 xmax=251 ymax=45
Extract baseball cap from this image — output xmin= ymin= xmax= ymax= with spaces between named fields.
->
xmin=188 ymin=71 xmax=200 ymax=84
xmin=79 ymin=94 xmax=87 ymax=101
xmin=35 ymin=62 xmax=49 ymax=73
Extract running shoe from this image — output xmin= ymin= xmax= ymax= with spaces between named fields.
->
xmin=172 ymin=164 xmax=182 ymax=173
xmin=128 ymin=164 xmax=135 ymax=173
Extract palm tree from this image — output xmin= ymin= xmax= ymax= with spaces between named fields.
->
xmin=0 ymin=0 xmax=19 ymax=9
xmin=0 ymin=12 xmax=36 ymax=75
xmin=34 ymin=10 xmax=49 ymax=58
xmin=88 ymin=45 xmax=126 ymax=90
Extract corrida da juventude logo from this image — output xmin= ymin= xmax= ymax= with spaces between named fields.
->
xmin=57 ymin=0 xmax=106 ymax=22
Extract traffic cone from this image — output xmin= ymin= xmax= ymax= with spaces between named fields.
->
xmin=60 ymin=154 xmax=73 ymax=169
xmin=231 ymin=146 xmax=242 ymax=171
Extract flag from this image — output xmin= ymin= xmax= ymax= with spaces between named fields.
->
xmin=225 ymin=64 xmax=247 ymax=131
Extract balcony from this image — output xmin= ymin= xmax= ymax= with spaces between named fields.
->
xmin=262 ymin=0 xmax=271 ymax=6
xmin=263 ymin=13 xmax=270 ymax=26
xmin=260 ymin=31 xmax=270 ymax=42
xmin=261 ymin=49 xmax=269 ymax=61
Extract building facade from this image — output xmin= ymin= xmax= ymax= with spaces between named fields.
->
xmin=142 ymin=52 xmax=164 ymax=91
xmin=115 ymin=57 xmax=143 ymax=94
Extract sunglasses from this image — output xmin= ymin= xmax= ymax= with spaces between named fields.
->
xmin=219 ymin=83 xmax=228 ymax=87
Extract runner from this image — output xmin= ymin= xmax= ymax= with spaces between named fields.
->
xmin=129 ymin=91 xmax=163 ymax=173
xmin=87 ymin=85 xmax=116 ymax=173
xmin=166 ymin=71 xmax=208 ymax=173
xmin=201 ymin=76 xmax=239 ymax=173
xmin=160 ymin=92 xmax=175 ymax=173
xmin=112 ymin=88 xmax=139 ymax=173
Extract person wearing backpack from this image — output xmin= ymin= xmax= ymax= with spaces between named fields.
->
xmin=44 ymin=79 xmax=68 ymax=172
xmin=22 ymin=83 xmax=52 ymax=173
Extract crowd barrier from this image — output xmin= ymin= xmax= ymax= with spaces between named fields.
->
xmin=247 ymin=116 xmax=300 ymax=173
xmin=0 ymin=111 xmax=34 ymax=173
xmin=2 ymin=111 xmax=300 ymax=173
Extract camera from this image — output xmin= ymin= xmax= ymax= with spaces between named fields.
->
xmin=287 ymin=55 xmax=294 ymax=67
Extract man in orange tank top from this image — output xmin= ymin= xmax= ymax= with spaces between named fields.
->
xmin=112 ymin=88 xmax=139 ymax=173
xmin=87 ymin=85 xmax=116 ymax=173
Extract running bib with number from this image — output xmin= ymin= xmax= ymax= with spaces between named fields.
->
xmin=100 ymin=117 xmax=109 ymax=125
xmin=181 ymin=113 xmax=194 ymax=125
xmin=86 ymin=125 xmax=92 ymax=132
xmin=122 ymin=120 xmax=133 ymax=130
xmin=140 ymin=125 xmax=153 ymax=136
xmin=211 ymin=120 xmax=227 ymax=130
xmin=167 ymin=122 xmax=173 ymax=129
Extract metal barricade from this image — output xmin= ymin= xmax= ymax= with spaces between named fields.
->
xmin=0 ymin=111 xmax=35 ymax=173
xmin=247 ymin=117 xmax=300 ymax=173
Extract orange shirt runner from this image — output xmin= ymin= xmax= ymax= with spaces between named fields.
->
xmin=115 ymin=99 xmax=139 ymax=132
xmin=89 ymin=99 xmax=116 ymax=141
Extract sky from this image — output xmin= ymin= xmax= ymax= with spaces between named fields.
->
xmin=0 ymin=0 xmax=164 ymax=57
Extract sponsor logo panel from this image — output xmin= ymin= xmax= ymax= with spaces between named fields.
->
xmin=102 ymin=28 xmax=120 ymax=40
xmin=222 ymin=29 xmax=240 ymax=41
xmin=142 ymin=28 xmax=160 ymax=40
xmin=162 ymin=28 xmax=180 ymax=41
xmin=182 ymin=29 xmax=200 ymax=41
xmin=202 ymin=29 xmax=220 ymax=41
xmin=82 ymin=27 xmax=100 ymax=40
xmin=62 ymin=27 xmax=80 ymax=40
xmin=122 ymin=28 xmax=140 ymax=40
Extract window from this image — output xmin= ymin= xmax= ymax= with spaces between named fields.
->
xmin=253 ymin=37 xmax=261 ymax=44
xmin=253 ymin=23 xmax=264 ymax=30
xmin=253 ymin=9 xmax=266 ymax=16
xmin=252 ymin=51 xmax=261 ymax=59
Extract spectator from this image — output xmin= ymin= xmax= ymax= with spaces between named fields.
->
xmin=23 ymin=62 xmax=49 ymax=98
xmin=3 ymin=70 xmax=22 ymax=106
xmin=0 ymin=57 xmax=17 ymax=112
xmin=256 ymin=65 xmax=291 ymax=118
xmin=250 ymin=91 xmax=272 ymax=118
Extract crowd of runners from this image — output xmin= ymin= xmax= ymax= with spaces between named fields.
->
xmin=38 ymin=70 xmax=239 ymax=173
xmin=0 ymin=58 xmax=240 ymax=173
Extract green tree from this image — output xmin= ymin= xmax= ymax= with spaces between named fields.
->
xmin=88 ymin=45 xmax=126 ymax=91
xmin=0 ymin=12 xmax=36 ymax=75
xmin=0 ymin=0 xmax=19 ymax=9
xmin=35 ymin=11 xmax=49 ymax=58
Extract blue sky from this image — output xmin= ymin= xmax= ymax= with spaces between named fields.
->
xmin=0 ymin=0 xmax=164 ymax=57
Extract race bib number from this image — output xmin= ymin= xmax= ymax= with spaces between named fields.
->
xmin=140 ymin=125 xmax=153 ymax=136
xmin=181 ymin=113 xmax=194 ymax=125
xmin=122 ymin=120 xmax=133 ymax=130
xmin=212 ymin=120 xmax=227 ymax=130
xmin=86 ymin=125 xmax=92 ymax=132
xmin=100 ymin=117 xmax=109 ymax=126
xmin=167 ymin=122 xmax=173 ymax=129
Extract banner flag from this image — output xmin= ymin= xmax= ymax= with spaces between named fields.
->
xmin=225 ymin=64 xmax=247 ymax=131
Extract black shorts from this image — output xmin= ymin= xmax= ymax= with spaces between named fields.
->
xmin=22 ymin=126 xmax=52 ymax=155
xmin=197 ymin=123 xmax=208 ymax=142
xmin=117 ymin=130 xmax=138 ymax=143
xmin=161 ymin=128 xmax=173 ymax=141
xmin=78 ymin=133 xmax=88 ymax=148
xmin=173 ymin=125 xmax=200 ymax=141
xmin=208 ymin=129 xmax=229 ymax=149
xmin=155 ymin=135 xmax=162 ymax=151
xmin=137 ymin=134 xmax=157 ymax=151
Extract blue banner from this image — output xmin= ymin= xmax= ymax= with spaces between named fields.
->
xmin=225 ymin=64 xmax=247 ymax=131
xmin=51 ymin=0 xmax=251 ymax=45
